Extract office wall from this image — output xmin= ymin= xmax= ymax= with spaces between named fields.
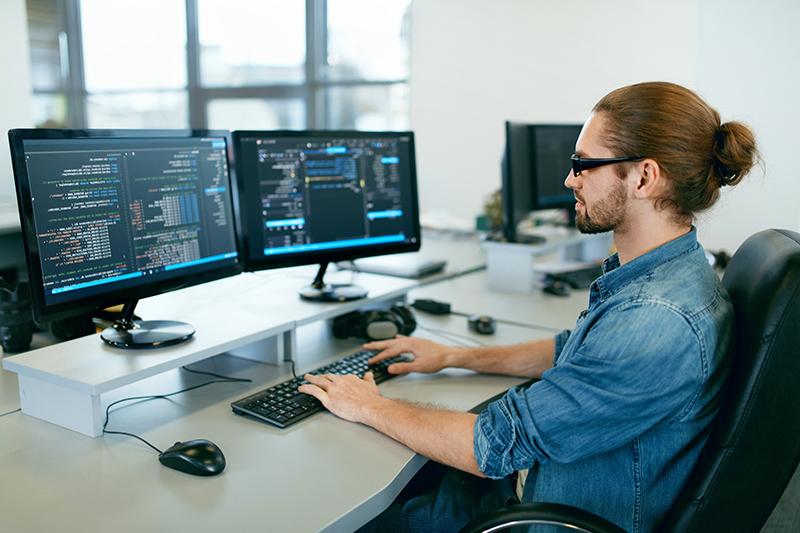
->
xmin=410 ymin=0 xmax=799 ymax=252
xmin=693 ymin=0 xmax=800 ymax=253
xmin=0 ymin=0 xmax=33 ymax=201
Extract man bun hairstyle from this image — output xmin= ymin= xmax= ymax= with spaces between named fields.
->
xmin=593 ymin=81 xmax=759 ymax=225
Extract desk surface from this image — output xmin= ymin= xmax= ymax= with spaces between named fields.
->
xmin=0 ymin=242 xmax=585 ymax=532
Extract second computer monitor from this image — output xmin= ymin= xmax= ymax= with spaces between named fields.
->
xmin=232 ymin=130 xmax=420 ymax=301
xmin=501 ymin=122 xmax=582 ymax=242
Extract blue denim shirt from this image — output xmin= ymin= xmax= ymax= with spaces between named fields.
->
xmin=473 ymin=229 xmax=733 ymax=532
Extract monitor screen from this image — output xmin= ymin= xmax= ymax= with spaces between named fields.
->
xmin=501 ymin=122 xmax=581 ymax=241
xmin=9 ymin=130 xmax=240 ymax=321
xmin=532 ymin=125 xmax=581 ymax=208
xmin=232 ymin=131 xmax=420 ymax=270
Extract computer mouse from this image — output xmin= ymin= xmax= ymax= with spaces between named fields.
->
xmin=543 ymin=279 xmax=571 ymax=297
xmin=468 ymin=314 xmax=497 ymax=335
xmin=158 ymin=439 xmax=226 ymax=477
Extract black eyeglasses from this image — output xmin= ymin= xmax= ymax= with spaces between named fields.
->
xmin=570 ymin=154 xmax=644 ymax=176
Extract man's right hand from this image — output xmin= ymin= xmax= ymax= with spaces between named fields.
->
xmin=364 ymin=336 xmax=464 ymax=375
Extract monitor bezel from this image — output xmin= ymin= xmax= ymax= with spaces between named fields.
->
xmin=231 ymin=130 xmax=421 ymax=272
xmin=8 ymin=128 xmax=243 ymax=323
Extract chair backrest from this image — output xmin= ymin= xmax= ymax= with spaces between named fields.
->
xmin=662 ymin=229 xmax=800 ymax=532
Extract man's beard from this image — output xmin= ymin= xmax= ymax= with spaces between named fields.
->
xmin=575 ymin=182 xmax=627 ymax=234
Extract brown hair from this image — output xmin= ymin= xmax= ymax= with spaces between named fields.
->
xmin=593 ymin=81 xmax=759 ymax=225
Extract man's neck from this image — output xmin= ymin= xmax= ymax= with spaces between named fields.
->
xmin=612 ymin=220 xmax=691 ymax=265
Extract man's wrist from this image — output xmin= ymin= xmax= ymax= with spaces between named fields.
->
xmin=358 ymin=395 xmax=396 ymax=427
xmin=444 ymin=346 xmax=473 ymax=369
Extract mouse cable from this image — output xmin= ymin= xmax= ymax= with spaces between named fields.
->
xmin=0 ymin=407 xmax=21 ymax=418
xmin=180 ymin=365 xmax=253 ymax=382
xmin=103 ymin=368 xmax=253 ymax=454
xmin=411 ymin=298 xmax=562 ymax=333
xmin=416 ymin=324 xmax=487 ymax=347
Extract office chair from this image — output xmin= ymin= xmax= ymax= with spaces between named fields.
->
xmin=461 ymin=229 xmax=800 ymax=533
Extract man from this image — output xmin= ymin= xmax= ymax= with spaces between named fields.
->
xmin=298 ymin=82 xmax=758 ymax=531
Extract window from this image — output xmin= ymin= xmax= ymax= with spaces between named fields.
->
xmin=26 ymin=0 xmax=412 ymax=130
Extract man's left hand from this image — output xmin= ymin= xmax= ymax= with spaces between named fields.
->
xmin=298 ymin=372 xmax=383 ymax=424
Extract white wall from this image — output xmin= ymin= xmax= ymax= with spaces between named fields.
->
xmin=410 ymin=0 xmax=799 ymax=252
xmin=693 ymin=0 xmax=800 ymax=252
xmin=0 ymin=0 xmax=33 ymax=202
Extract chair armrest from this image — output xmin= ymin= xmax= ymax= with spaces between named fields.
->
xmin=459 ymin=502 xmax=627 ymax=533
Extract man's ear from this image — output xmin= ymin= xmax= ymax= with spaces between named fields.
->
xmin=631 ymin=158 xmax=664 ymax=199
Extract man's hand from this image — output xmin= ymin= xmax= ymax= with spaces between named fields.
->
xmin=298 ymin=372 xmax=384 ymax=424
xmin=364 ymin=336 xmax=463 ymax=375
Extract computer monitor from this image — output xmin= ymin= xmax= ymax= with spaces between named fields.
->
xmin=8 ymin=129 xmax=241 ymax=348
xmin=501 ymin=122 xmax=582 ymax=242
xmin=232 ymin=130 xmax=420 ymax=301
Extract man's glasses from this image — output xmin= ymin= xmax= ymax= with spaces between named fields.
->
xmin=570 ymin=154 xmax=644 ymax=176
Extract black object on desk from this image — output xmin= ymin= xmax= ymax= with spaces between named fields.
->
xmin=8 ymin=129 xmax=241 ymax=349
xmin=231 ymin=349 xmax=407 ymax=428
xmin=231 ymin=130 xmax=422 ymax=302
xmin=546 ymin=264 xmax=604 ymax=290
xmin=158 ymin=439 xmax=226 ymax=477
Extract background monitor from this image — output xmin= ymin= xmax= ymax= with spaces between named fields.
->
xmin=8 ymin=129 xmax=241 ymax=348
xmin=501 ymin=122 xmax=582 ymax=242
xmin=232 ymin=130 xmax=420 ymax=301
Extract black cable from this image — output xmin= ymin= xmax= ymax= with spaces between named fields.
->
xmin=102 ymin=369 xmax=252 ymax=454
xmin=448 ymin=310 xmax=562 ymax=333
xmin=288 ymin=359 xmax=299 ymax=379
xmin=180 ymin=365 xmax=253 ymax=383
xmin=0 ymin=408 xmax=21 ymax=418
xmin=412 ymin=298 xmax=561 ymax=333
xmin=417 ymin=324 xmax=486 ymax=347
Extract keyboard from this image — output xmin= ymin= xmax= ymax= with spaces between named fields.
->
xmin=231 ymin=349 xmax=407 ymax=429
xmin=547 ymin=264 xmax=604 ymax=289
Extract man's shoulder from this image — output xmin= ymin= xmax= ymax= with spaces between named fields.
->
xmin=626 ymin=247 xmax=726 ymax=318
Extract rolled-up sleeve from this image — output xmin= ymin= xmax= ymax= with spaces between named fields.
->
xmin=473 ymin=302 xmax=703 ymax=479
xmin=553 ymin=329 xmax=572 ymax=364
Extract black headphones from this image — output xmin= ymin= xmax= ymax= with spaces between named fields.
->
xmin=332 ymin=303 xmax=417 ymax=341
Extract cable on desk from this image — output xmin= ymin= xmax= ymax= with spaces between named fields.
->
xmin=0 ymin=408 xmax=21 ymax=418
xmin=181 ymin=365 xmax=253 ymax=383
xmin=417 ymin=324 xmax=486 ymax=347
xmin=103 ymin=368 xmax=253 ymax=454
xmin=288 ymin=359 xmax=299 ymax=379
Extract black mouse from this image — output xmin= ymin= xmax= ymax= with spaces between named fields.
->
xmin=158 ymin=439 xmax=226 ymax=477
xmin=543 ymin=279 xmax=571 ymax=297
xmin=468 ymin=314 xmax=497 ymax=335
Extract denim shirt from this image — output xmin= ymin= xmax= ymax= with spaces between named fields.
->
xmin=473 ymin=229 xmax=733 ymax=532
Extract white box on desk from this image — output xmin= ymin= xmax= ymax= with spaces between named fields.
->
xmin=483 ymin=232 xmax=612 ymax=293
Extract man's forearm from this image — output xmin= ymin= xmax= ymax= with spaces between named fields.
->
xmin=362 ymin=397 xmax=483 ymax=477
xmin=446 ymin=338 xmax=555 ymax=378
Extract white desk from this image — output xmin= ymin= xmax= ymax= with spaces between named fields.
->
xmin=0 ymin=266 xmax=584 ymax=532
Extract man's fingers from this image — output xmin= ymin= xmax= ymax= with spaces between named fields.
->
xmin=387 ymin=362 xmax=415 ymax=375
xmin=363 ymin=371 xmax=376 ymax=384
xmin=304 ymin=373 xmax=332 ymax=390
xmin=368 ymin=345 xmax=406 ymax=364
xmin=363 ymin=339 xmax=392 ymax=350
xmin=298 ymin=384 xmax=329 ymax=405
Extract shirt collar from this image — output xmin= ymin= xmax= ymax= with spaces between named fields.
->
xmin=592 ymin=228 xmax=699 ymax=301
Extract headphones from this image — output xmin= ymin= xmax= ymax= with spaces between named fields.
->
xmin=332 ymin=303 xmax=417 ymax=341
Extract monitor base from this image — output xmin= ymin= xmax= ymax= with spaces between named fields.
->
xmin=299 ymin=261 xmax=368 ymax=302
xmin=101 ymin=320 xmax=196 ymax=349
xmin=298 ymin=284 xmax=368 ymax=302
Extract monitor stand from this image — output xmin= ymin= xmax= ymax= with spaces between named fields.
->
xmin=100 ymin=300 xmax=195 ymax=349
xmin=298 ymin=262 xmax=367 ymax=302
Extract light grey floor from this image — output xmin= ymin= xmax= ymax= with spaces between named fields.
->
xmin=762 ymin=462 xmax=800 ymax=532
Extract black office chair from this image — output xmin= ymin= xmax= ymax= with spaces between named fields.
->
xmin=461 ymin=229 xmax=800 ymax=533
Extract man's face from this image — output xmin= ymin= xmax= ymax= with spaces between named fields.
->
xmin=565 ymin=113 xmax=630 ymax=234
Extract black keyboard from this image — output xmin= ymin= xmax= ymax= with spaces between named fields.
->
xmin=231 ymin=349 xmax=407 ymax=429
xmin=548 ymin=264 xmax=604 ymax=289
